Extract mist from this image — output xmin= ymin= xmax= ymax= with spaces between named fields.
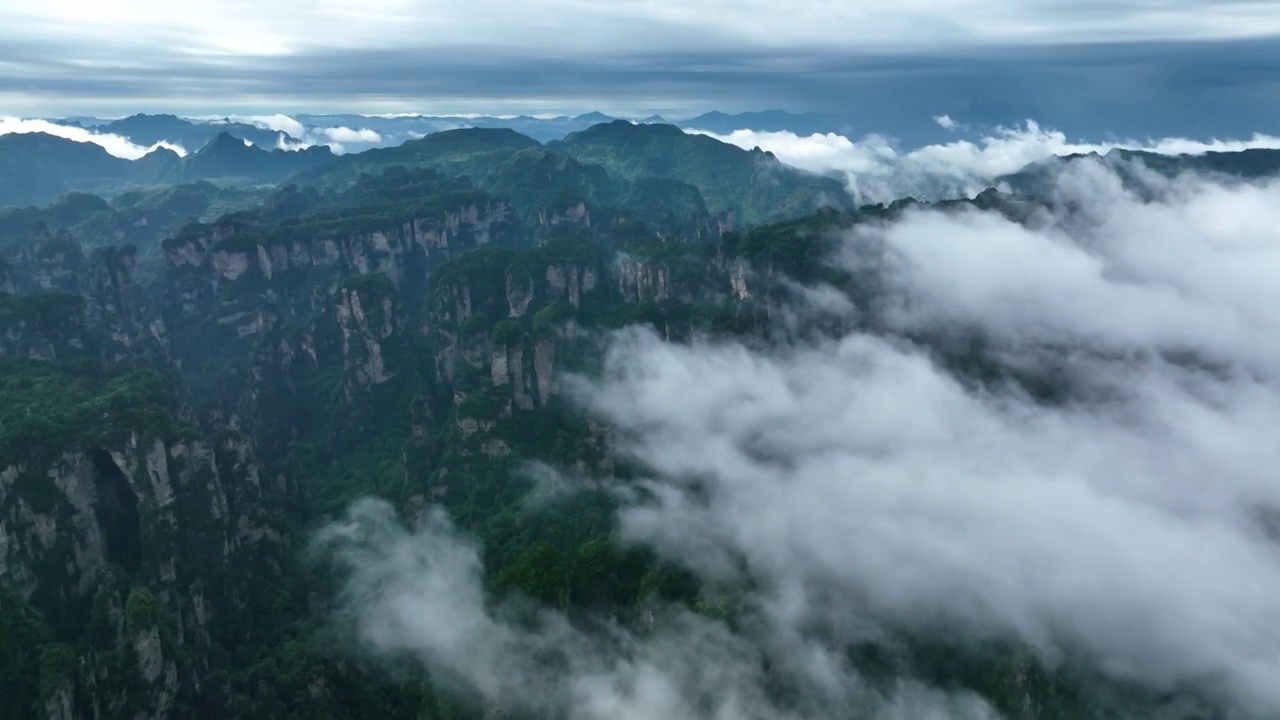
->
xmin=218 ymin=114 xmax=385 ymax=153
xmin=0 ymin=116 xmax=187 ymax=159
xmin=692 ymin=121 xmax=1280 ymax=204
xmin=319 ymin=161 xmax=1280 ymax=718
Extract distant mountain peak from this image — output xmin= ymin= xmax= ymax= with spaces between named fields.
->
xmin=564 ymin=119 xmax=686 ymax=144
xmin=199 ymin=131 xmax=258 ymax=154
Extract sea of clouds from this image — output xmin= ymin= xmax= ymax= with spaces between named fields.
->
xmin=317 ymin=156 xmax=1280 ymax=719
xmin=691 ymin=117 xmax=1280 ymax=205
xmin=217 ymin=114 xmax=384 ymax=153
xmin=0 ymin=116 xmax=188 ymax=158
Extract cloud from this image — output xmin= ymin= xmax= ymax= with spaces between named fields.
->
xmin=5 ymin=1 xmax=1280 ymax=64
xmin=4 ymin=40 xmax=1280 ymax=149
xmin=231 ymin=113 xmax=307 ymax=138
xmin=222 ymin=114 xmax=382 ymax=152
xmin=933 ymin=114 xmax=958 ymax=131
xmin=0 ymin=116 xmax=187 ymax=159
xmin=319 ymin=163 xmax=1280 ymax=717
xmin=566 ymin=167 xmax=1280 ymax=715
xmin=317 ymin=500 xmax=1002 ymax=720
xmin=320 ymin=126 xmax=382 ymax=143
xmin=694 ymin=122 xmax=1280 ymax=204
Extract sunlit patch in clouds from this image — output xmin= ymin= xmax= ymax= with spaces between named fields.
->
xmin=0 ymin=116 xmax=187 ymax=159
xmin=320 ymin=163 xmax=1280 ymax=717
xmin=693 ymin=122 xmax=1280 ymax=204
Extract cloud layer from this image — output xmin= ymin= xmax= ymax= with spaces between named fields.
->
xmin=7 ymin=1 xmax=1280 ymax=61
xmin=694 ymin=123 xmax=1280 ymax=204
xmin=571 ymin=163 xmax=1280 ymax=715
xmin=0 ymin=116 xmax=186 ymax=159
xmin=217 ymin=114 xmax=383 ymax=153
xmin=320 ymin=161 xmax=1280 ymax=717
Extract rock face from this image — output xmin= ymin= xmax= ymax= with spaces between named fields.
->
xmin=8 ymin=229 xmax=83 ymax=295
xmin=0 ymin=257 xmax=15 ymax=294
xmin=615 ymin=254 xmax=670 ymax=303
xmin=0 ymin=376 xmax=289 ymax=719
xmin=1 ymin=236 xmax=168 ymax=365
xmin=0 ymin=293 xmax=90 ymax=361
xmin=160 ymin=201 xmax=512 ymax=400
xmin=82 ymin=246 xmax=168 ymax=362
xmin=335 ymin=277 xmax=403 ymax=396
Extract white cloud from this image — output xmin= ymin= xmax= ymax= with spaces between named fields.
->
xmin=317 ymin=500 xmax=1002 ymax=720
xmin=567 ymin=168 xmax=1280 ymax=715
xmin=933 ymin=114 xmax=958 ymax=131
xmin=231 ymin=113 xmax=307 ymax=138
xmin=3 ymin=1 xmax=1280 ymax=71
xmin=220 ymin=114 xmax=382 ymax=152
xmin=274 ymin=133 xmax=312 ymax=152
xmin=320 ymin=126 xmax=381 ymax=143
xmin=694 ymin=122 xmax=1280 ymax=204
xmin=323 ymin=164 xmax=1280 ymax=716
xmin=0 ymin=116 xmax=186 ymax=159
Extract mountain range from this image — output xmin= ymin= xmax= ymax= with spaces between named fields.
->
xmin=0 ymin=131 xmax=334 ymax=208
xmin=46 ymin=109 xmax=853 ymax=152
xmin=2 ymin=110 xmax=1278 ymax=719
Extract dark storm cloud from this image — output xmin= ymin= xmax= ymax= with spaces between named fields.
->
xmin=4 ymin=38 xmax=1280 ymax=142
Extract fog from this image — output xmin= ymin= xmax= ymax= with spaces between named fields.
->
xmin=320 ymin=161 xmax=1280 ymax=718
xmin=0 ymin=116 xmax=187 ymax=159
xmin=693 ymin=121 xmax=1280 ymax=204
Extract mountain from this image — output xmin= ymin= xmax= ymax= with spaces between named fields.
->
xmin=999 ymin=146 xmax=1280 ymax=194
xmin=293 ymin=112 xmax=622 ymax=143
xmin=0 ymin=133 xmax=158 ymax=208
xmin=550 ymin=120 xmax=854 ymax=225
xmin=47 ymin=110 xmax=860 ymax=159
xmin=0 ymin=182 xmax=271 ymax=263
xmin=0 ymin=133 xmax=336 ymax=209
xmin=179 ymin=132 xmax=335 ymax=182
xmin=291 ymin=127 xmax=540 ymax=192
xmin=295 ymin=122 xmax=841 ymax=232
xmin=97 ymin=113 xmax=302 ymax=152
xmin=675 ymin=109 xmax=854 ymax=136
xmin=5 ymin=137 xmax=1275 ymax=719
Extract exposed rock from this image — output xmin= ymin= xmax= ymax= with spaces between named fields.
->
xmin=0 ymin=258 xmax=15 ymax=294
xmin=8 ymin=228 xmax=83 ymax=294
xmin=491 ymin=345 xmax=511 ymax=386
xmin=82 ymin=245 xmax=169 ymax=362
xmin=615 ymin=254 xmax=669 ymax=303
xmin=335 ymin=282 xmax=401 ymax=395
xmin=534 ymin=338 xmax=558 ymax=403
xmin=0 ymin=293 xmax=90 ymax=362
xmin=730 ymin=260 xmax=752 ymax=300
xmin=506 ymin=271 xmax=534 ymax=317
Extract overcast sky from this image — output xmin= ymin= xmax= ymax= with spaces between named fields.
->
xmin=2 ymin=1 xmax=1279 ymax=140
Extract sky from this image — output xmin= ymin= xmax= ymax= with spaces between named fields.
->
xmin=2 ymin=1 xmax=1280 ymax=142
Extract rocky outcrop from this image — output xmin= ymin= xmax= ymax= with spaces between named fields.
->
xmin=533 ymin=338 xmax=558 ymax=402
xmin=82 ymin=246 xmax=168 ymax=363
xmin=545 ymin=263 xmax=599 ymax=307
xmin=615 ymin=254 xmax=670 ymax=303
xmin=505 ymin=270 xmax=534 ymax=317
xmin=7 ymin=228 xmax=84 ymax=295
xmin=536 ymin=201 xmax=590 ymax=228
xmin=0 ymin=405 xmax=288 ymax=717
xmin=0 ymin=258 xmax=15 ymax=295
xmin=335 ymin=277 xmax=403 ymax=397
xmin=0 ymin=293 xmax=90 ymax=361
xmin=0 ymin=236 xmax=169 ymax=366
xmin=161 ymin=202 xmax=511 ymax=401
